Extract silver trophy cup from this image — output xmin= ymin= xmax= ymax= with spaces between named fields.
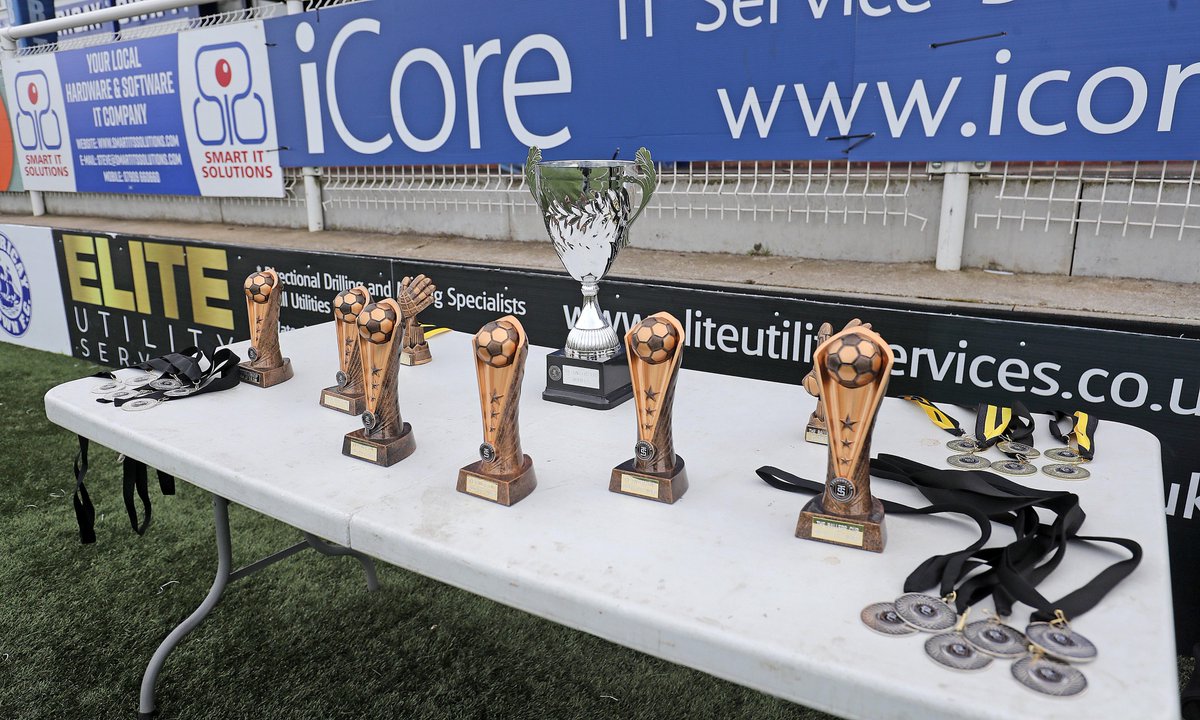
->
xmin=525 ymin=147 xmax=656 ymax=362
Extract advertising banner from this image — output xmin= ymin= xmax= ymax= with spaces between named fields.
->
xmin=48 ymin=229 xmax=1200 ymax=651
xmin=264 ymin=0 xmax=1200 ymax=165
xmin=0 ymin=71 xmax=25 ymax=192
xmin=0 ymin=21 xmax=283 ymax=196
xmin=55 ymin=0 xmax=116 ymax=40
xmin=0 ymin=224 xmax=69 ymax=353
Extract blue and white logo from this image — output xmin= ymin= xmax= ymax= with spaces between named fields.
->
xmin=0 ymin=233 xmax=32 ymax=337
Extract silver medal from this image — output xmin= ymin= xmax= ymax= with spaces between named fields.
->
xmin=860 ymin=602 xmax=917 ymax=637
xmin=1026 ymin=622 xmax=1098 ymax=663
xmin=164 ymin=387 xmax=197 ymax=398
xmin=963 ymin=620 xmax=1028 ymax=658
xmin=121 ymin=398 xmax=161 ymax=412
xmin=946 ymin=437 xmax=982 ymax=453
xmin=925 ymin=632 xmax=993 ymax=671
xmin=997 ymin=440 xmax=1040 ymax=458
xmin=108 ymin=389 xmax=140 ymax=400
xmin=894 ymin=593 xmax=957 ymax=632
xmin=123 ymin=372 xmax=156 ymax=385
xmin=991 ymin=459 xmax=1037 ymax=476
xmin=149 ymin=378 xmax=183 ymax=391
xmin=947 ymin=453 xmax=987 ymax=469
xmin=1012 ymin=655 xmax=1088 ymax=697
xmin=1046 ymin=447 xmax=1081 ymax=462
xmin=93 ymin=381 xmax=124 ymax=394
xmin=1043 ymin=463 xmax=1091 ymax=481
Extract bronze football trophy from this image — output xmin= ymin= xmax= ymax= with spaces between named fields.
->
xmin=796 ymin=326 xmax=894 ymax=552
xmin=320 ymin=286 xmax=370 ymax=414
xmin=238 ymin=269 xmax=294 ymax=388
xmin=342 ymin=298 xmax=416 ymax=466
xmin=457 ymin=316 xmax=537 ymax=505
xmin=398 ymin=274 xmax=436 ymax=366
xmin=804 ymin=319 xmax=872 ymax=444
xmin=609 ymin=312 xmax=688 ymax=504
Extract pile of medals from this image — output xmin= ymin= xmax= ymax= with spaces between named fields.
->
xmin=91 ymin=347 xmax=242 ymax=411
xmin=904 ymin=397 xmax=1097 ymax=481
xmin=859 ymin=452 xmax=1140 ymax=698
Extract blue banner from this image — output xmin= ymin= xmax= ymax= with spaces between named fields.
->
xmin=55 ymin=0 xmax=116 ymax=39
xmin=264 ymin=0 xmax=1200 ymax=165
xmin=8 ymin=0 xmax=56 ymax=48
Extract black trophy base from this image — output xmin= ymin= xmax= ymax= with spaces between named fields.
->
xmin=609 ymin=456 xmax=688 ymax=504
xmin=543 ymin=349 xmax=633 ymax=410
xmin=342 ymin=423 xmax=416 ymax=467
xmin=320 ymin=386 xmax=365 ymax=415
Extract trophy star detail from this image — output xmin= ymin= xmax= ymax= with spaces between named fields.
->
xmin=796 ymin=327 xmax=894 ymax=552
xmin=609 ymin=312 xmax=688 ymax=504
xmin=398 ymin=274 xmax=436 ymax=366
xmin=524 ymin=145 xmax=657 ymax=410
xmin=239 ymin=269 xmax=294 ymax=388
xmin=320 ymin=286 xmax=370 ymax=414
xmin=457 ymin=316 xmax=537 ymax=506
xmin=341 ymin=298 xmax=416 ymax=467
xmin=803 ymin=318 xmax=872 ymax=444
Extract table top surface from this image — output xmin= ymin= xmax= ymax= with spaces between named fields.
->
xmin=44 ymin=322 xmax=1180 ymax=720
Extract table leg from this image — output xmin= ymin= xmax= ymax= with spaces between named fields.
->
xmin=138 ymin=495 xmax=232 ymax=719
xmin=135 ymin=495 xmax=382 ymax=718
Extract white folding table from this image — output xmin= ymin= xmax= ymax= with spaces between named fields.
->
xmin=44 ymin=322 xmax=1181 ymax=720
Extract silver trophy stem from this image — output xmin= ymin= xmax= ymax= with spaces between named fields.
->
xmin=566 ymin=277 xmax=620 ymax=362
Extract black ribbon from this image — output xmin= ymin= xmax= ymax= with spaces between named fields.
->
xmin=98 ymin=348 xmax=242 ymax=407
xmin=72 ymin=436 xmax=95 ymax=544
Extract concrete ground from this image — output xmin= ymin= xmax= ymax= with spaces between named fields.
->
xmin=10 ymin=213 xmax=1198 ymax=330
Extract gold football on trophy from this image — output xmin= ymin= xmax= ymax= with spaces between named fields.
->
xmin=630 ymin=317 xmax=679 ymax=365
xmin=475 ymin=320 xmax=521 ymax=368
xmin=334 ymin=288 xmax=369 ymax=322
xmin=244 ymin=271 xmax=276 ymax=304
xmin=825 ymin=332 xmax=883 ymax=388
xmin=358 ymin=303 xmax=397 ymax=344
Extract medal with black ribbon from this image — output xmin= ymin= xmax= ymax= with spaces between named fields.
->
xmin=1044 ymin=410 xmax=1099 ymax=480
xmin=990 ymin=402 xmax=1039 ymax=477
xmin=94 ymin=347 xmax=242 ymax=410
xmin=902 ymin=397 xmax=1019 ymax=470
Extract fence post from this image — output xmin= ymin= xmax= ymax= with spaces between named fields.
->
xmin=286 ymin=0 xmax=324 ymax=232
xmin=929 ymin=161 xmax=989 ymax=271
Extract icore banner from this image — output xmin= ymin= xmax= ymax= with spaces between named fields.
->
xmin=264 ymin=0 xmax=1200 ymax=165
xmin=47 ymin=227 xmax=1200 ymax=651
xmin=0 ymin=21 xmax=283 ymax=196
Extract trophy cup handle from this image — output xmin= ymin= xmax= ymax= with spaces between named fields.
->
xmin=524 ymin=146 xmax=542 ymax=208
xmin=627 ymin=146 xmax=657 ymax=225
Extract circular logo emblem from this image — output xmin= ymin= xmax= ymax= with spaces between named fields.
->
xmin=634 ymin=440 xmax=656 ymax=461
xmin=548 ymin=365 xmax=562 ymax=382
xmin=335 ymin=370 xmax=348 ymax=387
xmin=361 ymin=411 xmax=376 ymax=430
xmin=247 ymin=346 xmax=259 ymax=362
xmin=0 ymin=233 xmax=32 ymax=338
xmin=828 ymin=477 xmax=855 ymax=503
xmin=479 ymin=443 xmax=496 ymax=462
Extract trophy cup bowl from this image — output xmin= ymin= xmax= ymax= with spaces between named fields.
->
xmin=525 ymin=147 xmax=657 ymax=409
xmin=525 ymin=147 xmax=656 ymax=362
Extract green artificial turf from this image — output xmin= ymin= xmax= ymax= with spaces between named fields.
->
xmin=0 ymin=342 xmax=833 ymax=720
xmin=1 ymin=342 xmax=1192 ymax=720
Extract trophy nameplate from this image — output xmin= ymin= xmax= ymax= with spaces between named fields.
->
xmin=457 ymin=316 xmax=537 ymax=506
xmin=796 ymin=327 xmax=894 ymax=552
xmin=239 ymin=269 xmax=294 ymax=388
xmin=609 ymin=312 xmax=688 ymax=504
xmin=397 ymin=274 xmax=436 ymax=366
xmin=804 ymin=319 xmax=872 ymax=444
xmin=525 ymin=147 xmax=656 ymax=410
xmin=320 ymin=286 xmax=370 ymax=415
xmin=342 ymin=298 xmax=416 ymax=466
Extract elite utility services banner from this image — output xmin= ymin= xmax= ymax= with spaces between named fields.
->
xmin=265 ymin=0 xmax=1200 ymax=165
xmin=0 ymin=21 xmax=283 ymax=196
xmin=47 ymin=228 xmax=1200 ymax=651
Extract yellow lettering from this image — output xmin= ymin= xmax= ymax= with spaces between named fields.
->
xmin=95 ymin=237 xmax=136 ymax=311
xmin=185 ymin=246 xmax=233 ymax=329
xmin=128 ymin=241 xmax=151 ymax=314
xmin=62 ymin=234 xmax=102 ymax=305
xmin=142 ymin=242 xmax=185 ymax=319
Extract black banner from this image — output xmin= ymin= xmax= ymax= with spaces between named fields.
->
xmin=52 ymin=229 xmax=1200 ymax=651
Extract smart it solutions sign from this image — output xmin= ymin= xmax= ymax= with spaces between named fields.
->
xmin=264 ymin=0 xmax=1200 ymax=165
xmin=0 ymin=21 xmax=282 ymax=196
